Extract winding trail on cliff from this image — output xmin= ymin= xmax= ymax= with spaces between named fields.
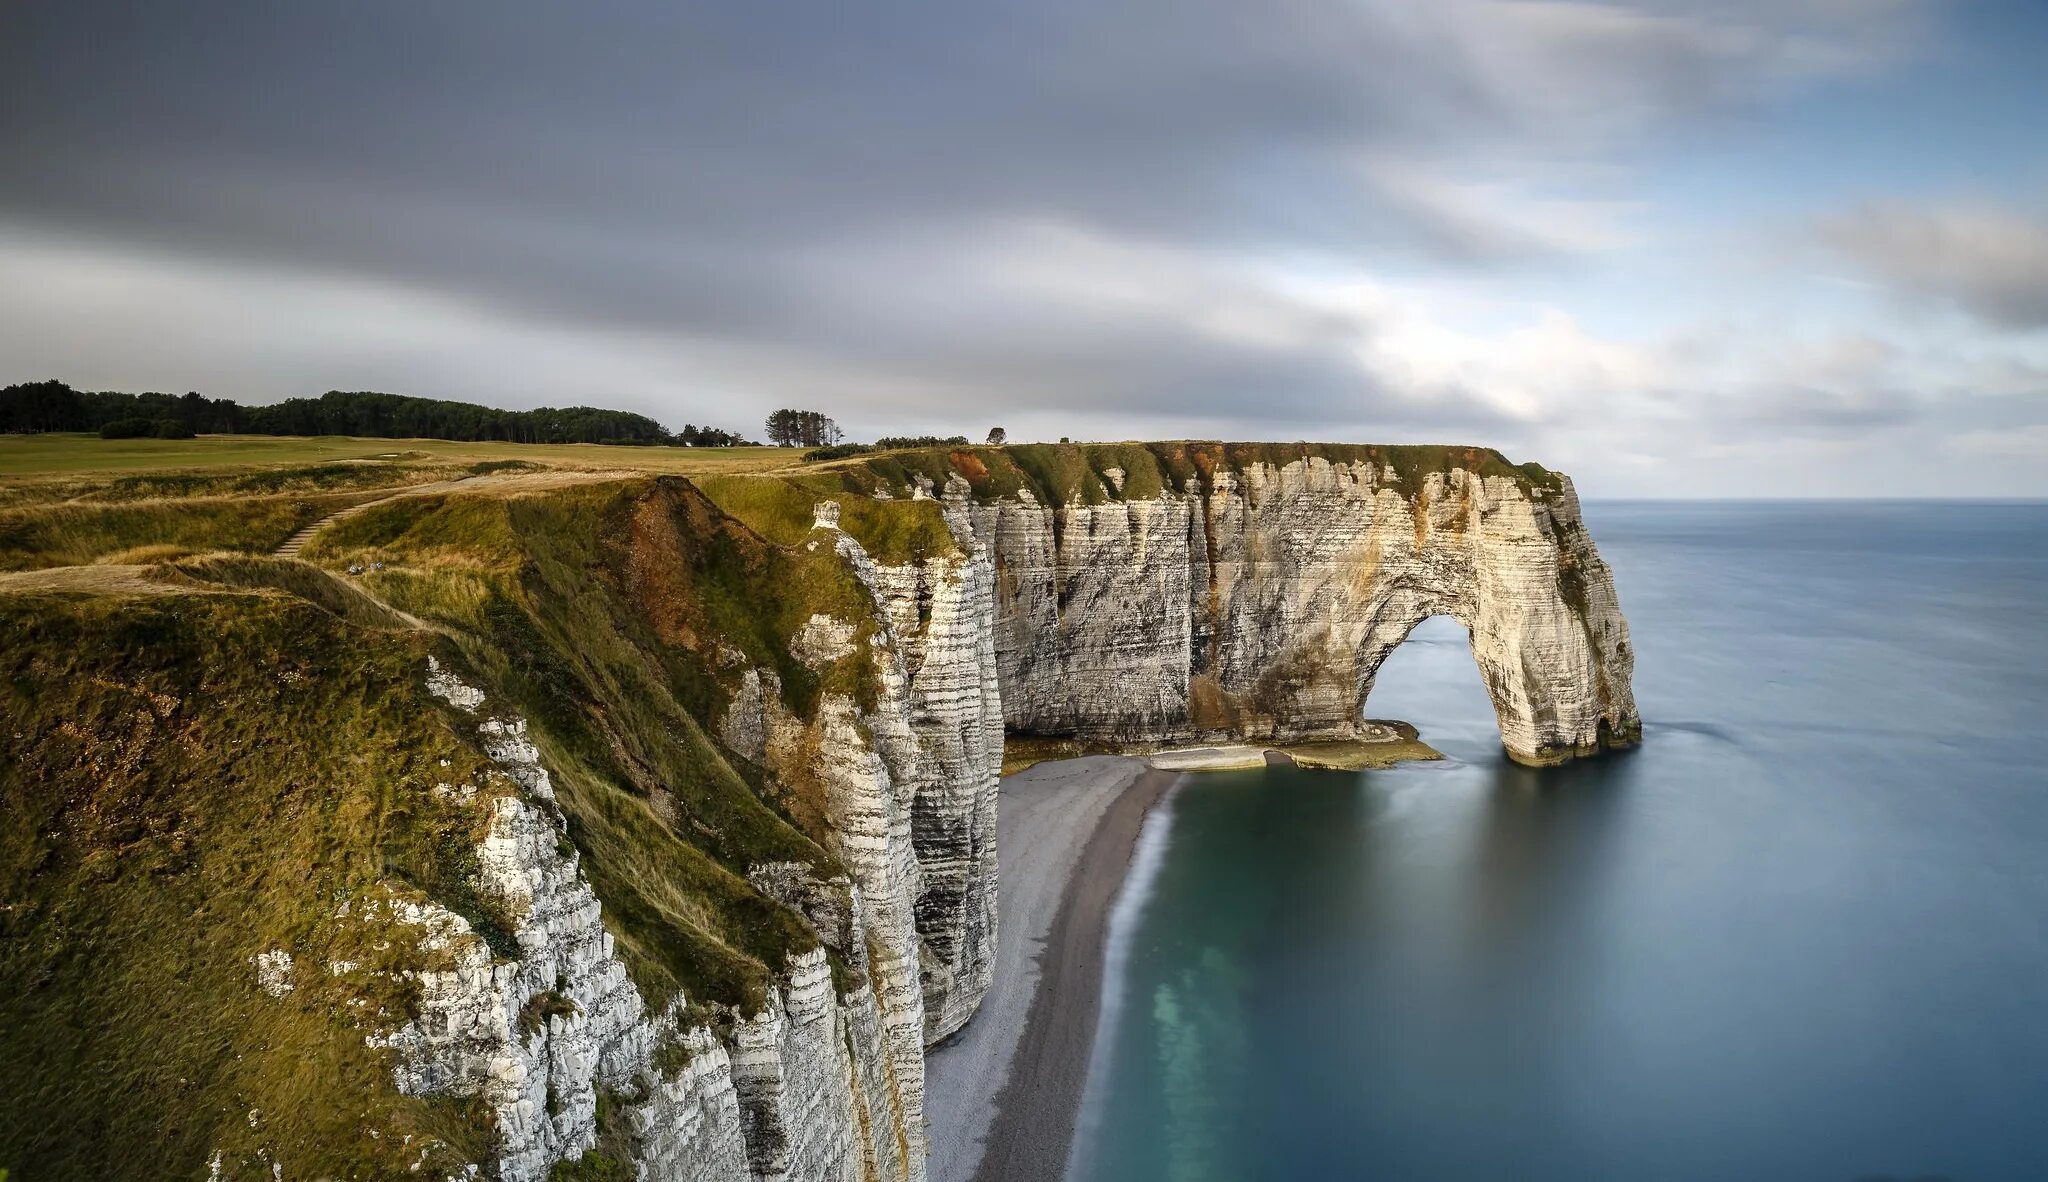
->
xmin=924 ymin=757 xmax=1180 ymax=1182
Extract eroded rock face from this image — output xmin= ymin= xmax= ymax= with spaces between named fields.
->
xmin=968 ymin=458 xmax=1638 ymax=764
xmin=380 ymin=665 xmax=921 ymax=1182
xmin=806 ymin=456 xmax=1635 ymax=1067
xmin=838 ymin=496 xmax=1005 ymax=1046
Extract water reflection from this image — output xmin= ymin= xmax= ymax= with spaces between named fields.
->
xmin=1082 ymin=753 xmax=1651 ymax=1182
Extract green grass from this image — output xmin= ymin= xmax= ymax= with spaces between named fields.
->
xmin=296 ymin=477 xmax=877 ymax=1009
xmin=0 ymin=432 xmax=799 ymax=478
xmin=164 ymin=553 xmax=419 ymax=630
xmin=0 ymin=469 xmax=906 ymax=1171
xmin=0 ymin=591 xmax=503 ymax=1179
xmin=815 ymin=440 xmax=1565 ymax=506
xmin=692 ymin=473 xmax=959 ymax=564
xmin=0 ymin=468 xmax=933 ymax=1171
xmin=78 ymin=461 xmax=450 ymax=502
xmin=0 ymin=490 xmax=372 ymax=571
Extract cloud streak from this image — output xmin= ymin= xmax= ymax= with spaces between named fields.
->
xmin=1818 ymin=199 xmax=2048 ymax=329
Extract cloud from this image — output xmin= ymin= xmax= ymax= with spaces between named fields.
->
xmin=7 ymin=0 xmax=2035 ymax=498
xmin=1817 ymin=200 xmax=2048 ymax=329
xmin=0 ymin=1 xmax=1935 ymax=323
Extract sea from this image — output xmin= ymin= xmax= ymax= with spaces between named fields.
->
xmin=1070 ymin=501 xmax=2048 ymax=1182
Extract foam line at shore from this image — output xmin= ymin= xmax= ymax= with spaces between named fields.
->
xmin=1064 ymin=773 xmax=1183 ymax=1182
xmin=925 ymin=758 xmax=1179 ymax=1182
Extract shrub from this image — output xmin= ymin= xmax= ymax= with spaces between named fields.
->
xmin=151 ymin=419 xmax=196 ymax=439
xmin=802 ymin=443 xmax=874 ymax=462
xmin=98 ymin=417 xmax=154 ymax=439
xmin=517 ymin=989 xmax=581 ymax=1037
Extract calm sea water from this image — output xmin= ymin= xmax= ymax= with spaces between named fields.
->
xmin=1071 ymin=501 xmax=2048 ymax=1182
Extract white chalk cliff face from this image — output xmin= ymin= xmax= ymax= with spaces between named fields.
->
xmin=975 ymin=457 xmax=1638 ymax=764
xmin=387 ymin=660 xmax=919 ymax=1182
xmin=375 ymin=453 xmax=1634 ymax=1181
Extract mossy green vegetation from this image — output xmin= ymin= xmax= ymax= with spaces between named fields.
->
xmin=299 ymin=476 xmax=882 ymax=1010
xmin=546 ymin=1089 xmax=637 ymax=1181
xmin=1000 ymin=734 xmax=1122 ymax=776
xmin=77 ymin=460 xmax=449 ymax=502
xmin=1 ymin=468 xmax=919 ymax=1174
xmin=164 ymin=553 xmax=421 ymax=630
xmin=814 ymin=440 xmax=1564 ymax=507
xmin=0 ymin=591 xmax=501 ymax=1179
xmin=693 ymin=472 xmax=959 ymax=565
xmin=0 ymin=491 xmax=369 ymax=571
xmin=1278 ymin=722 xmax=1444 ymax=770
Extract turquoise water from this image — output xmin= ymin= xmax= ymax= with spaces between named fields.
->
xmin=1071 ymin=502 xmax=2048 ymax=1182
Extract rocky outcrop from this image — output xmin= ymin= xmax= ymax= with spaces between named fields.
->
xmin=834 ymin=497 xmax=1005 ymax=1045
xmin=958 ymin=455 xmax=1637 ymax=764
xmin=794 ymin=449 xmax=1637 ymax=1058
xmin=380 ymin=660 xmax=922 ymax=1182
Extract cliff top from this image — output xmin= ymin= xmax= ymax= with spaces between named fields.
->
xmin=806 ymin=440 xmax=1566 ymax=506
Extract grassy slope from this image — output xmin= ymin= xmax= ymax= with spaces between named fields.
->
xmin=0 ymin=472 xmax=932 ymax=1176
xmin=691 ymin=472 xmax=959 ymax=564
xmin=0 ymin=490 xmax=372 ymax=571
xmin=301 ymin=476 xmax=895 ymax=1009
xmin=0 ymin=591 xmax=500 ymax=1179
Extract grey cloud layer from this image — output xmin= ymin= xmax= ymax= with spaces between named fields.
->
xmin=7 ymin=0 xmax=2028 ymax=499
xmin=1818 ymin=200 xmax=2048 ymax=329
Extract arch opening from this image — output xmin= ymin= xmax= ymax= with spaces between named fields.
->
xmin=1357 ymin=614 xmax=1503 ymax=762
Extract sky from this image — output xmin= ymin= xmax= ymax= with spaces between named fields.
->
xmin=3 ymin=1 xmax=2045 ymax=496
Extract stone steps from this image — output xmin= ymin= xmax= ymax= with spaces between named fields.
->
xmin=272 ymin=474 xmax=480 ymax=559
xmin=272 ymin=517 xmax=337 ymax=557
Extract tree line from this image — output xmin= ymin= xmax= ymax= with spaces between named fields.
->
xmin=0 ymin=380 xmax=752 ymax=446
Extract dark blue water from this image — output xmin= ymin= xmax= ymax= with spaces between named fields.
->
xmin=1072 ymin=502 xmax=2048 ymax=1182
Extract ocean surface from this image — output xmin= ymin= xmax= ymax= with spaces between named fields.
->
xmin=1070 ymin=501 xmax=2048 ymax=1182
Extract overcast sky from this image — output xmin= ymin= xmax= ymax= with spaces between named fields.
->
xmin=4 ymin=1 xmax=2045 ymax=495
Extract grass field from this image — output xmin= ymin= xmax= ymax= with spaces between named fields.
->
xmin=0 ymin=432 xmax=799 ymax=478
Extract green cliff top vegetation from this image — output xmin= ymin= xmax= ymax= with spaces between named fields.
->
xmin=808 ymin=440 xmax=1565 ymax=506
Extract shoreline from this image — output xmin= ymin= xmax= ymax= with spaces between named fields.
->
xmin=923 ymin=758 xmax=1180 ymax=1182
xmin=966 ymin=764 xmax=1178 ymax=1182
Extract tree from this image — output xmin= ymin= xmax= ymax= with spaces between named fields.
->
xmin=765 ymin=409 xmax=841 ymax=448
xmin=985 ymin=426 xmax=1007 ymax=445
xmin=1 ymin=380 xmax=83 ymax=432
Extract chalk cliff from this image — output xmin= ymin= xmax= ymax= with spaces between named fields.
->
xmin=0 ymin=444 xmax=1634 ymax=1182
xmin=961 ymin=450 xmax=1639 ymax=764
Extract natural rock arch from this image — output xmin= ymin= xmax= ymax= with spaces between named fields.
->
xmin=972 ymin=456 xmax=1639 ymax=766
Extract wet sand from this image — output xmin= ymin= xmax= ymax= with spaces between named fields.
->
xmin=923 ymin=756 xmax=1179 ymax=1182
